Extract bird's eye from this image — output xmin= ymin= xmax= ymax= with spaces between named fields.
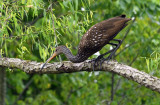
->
xmin=55 ymin=49 xmax=57 ymax=52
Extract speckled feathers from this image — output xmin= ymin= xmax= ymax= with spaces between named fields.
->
xmin=77 ymin=15 xmax=131 ymax=60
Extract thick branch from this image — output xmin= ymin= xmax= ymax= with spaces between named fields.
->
xmin=0 ymin=58 xmax=160 ymax=93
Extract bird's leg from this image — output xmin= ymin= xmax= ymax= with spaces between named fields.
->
xmin=91 ymin=39 xmax=122 ymax=71
xmin=98 ymin=42 xmax=118 ymax=69
xmin=91 ymin=49 xmax=115 ymax=71
xmin=112 ymin=39 xmax=122 ymax=46
xmin=91 ymin=43 xmax=117 ymax=70
xmin=95 ymin=48 xmax=115 ymax=61
xmin=97 ymin=39 xmax=122 ymax=70
xmin=101 ymin=39 xmax=122 ymax=62
xmin=107 ymin=39 xmax=122 ymax=59
xmin=98 ymin=42 xmax=118 ymax=60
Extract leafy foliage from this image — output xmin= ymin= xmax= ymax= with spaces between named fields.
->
xmin=0 ymin=0 xmax=160 ymax=104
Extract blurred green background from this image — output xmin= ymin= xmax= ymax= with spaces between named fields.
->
xmin=0 ymin=0 xmax=160 ymax=104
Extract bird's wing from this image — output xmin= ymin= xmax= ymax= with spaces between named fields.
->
xmin=77 ymin=23 xmax=113 ymax=55
xmin=78 ymin=15 xmax=130 ymax=55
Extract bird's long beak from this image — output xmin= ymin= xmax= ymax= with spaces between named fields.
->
xmin=40 ymin=52 xmax=57 ymax=70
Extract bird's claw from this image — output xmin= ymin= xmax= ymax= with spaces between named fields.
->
xmin=91 ymin=54 xmax=113 ymax=71
xmin=90 ymin=58 xmax=105 ymax=71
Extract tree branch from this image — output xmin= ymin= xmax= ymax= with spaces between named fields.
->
xmin=0 ymin=58 xmax=160 ymax=93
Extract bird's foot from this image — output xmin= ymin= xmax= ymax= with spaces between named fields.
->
xmin=90 ymin=57 xmax=105 ymax=71
xmin=90 ymin=52 xmax=114 ymax=71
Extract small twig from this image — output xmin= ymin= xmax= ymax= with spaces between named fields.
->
xmin=3 ymin=0 xmax=19 ymax=4
xmin=0 ymin=32 xmax=39 ymax=39
xmin=121 ymin=18 xmax=136 ymax=43
xmin=114 ymin=77 xmax=121 ymax=92
xmin=115 ymin=41 xmax=137 ymax=57
xmin=129 ymin=52 xmax=139 ymax=66
xmin=25 ymin=13 xmax=44 ymax=28
xmin=118 ymin=92 xmax=126 ymax=105
xmin=111 ymin=73 xmax=115 ymax=101
xmin=64 ymin=86 xmax=83 ymax=105
xmin=13 ymin=75 xmax=33 ymax=105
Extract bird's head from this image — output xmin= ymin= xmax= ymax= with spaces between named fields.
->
xmin=53 ymin=45 xmax=67 ymax=55
xmin=40 ymin=45 xmax=66 ymax=70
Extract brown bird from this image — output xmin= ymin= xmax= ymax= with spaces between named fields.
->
xmin=41 ymin=14 xmax=131 ymax=69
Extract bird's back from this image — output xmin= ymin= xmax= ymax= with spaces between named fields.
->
xmin=77 ymin=15 xmax=131 ymax=61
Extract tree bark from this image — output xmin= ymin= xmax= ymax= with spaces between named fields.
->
xmin=0 ymin=57 xmax=160 ymax=93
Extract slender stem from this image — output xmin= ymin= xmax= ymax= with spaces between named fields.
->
xmin=111 ymin=73 xmax=114 ymax=101
xmin=51 ymin=1 xmax=62 ymax=62
xmin=13 ymin=76 xmax=33 ymax=105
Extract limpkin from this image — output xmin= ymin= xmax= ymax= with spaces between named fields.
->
xmin=41 ymin=14 xmax=131 ymax=69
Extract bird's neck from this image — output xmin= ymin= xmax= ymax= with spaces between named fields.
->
xmin=62 ymin=47 xmax=86 ymax=63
